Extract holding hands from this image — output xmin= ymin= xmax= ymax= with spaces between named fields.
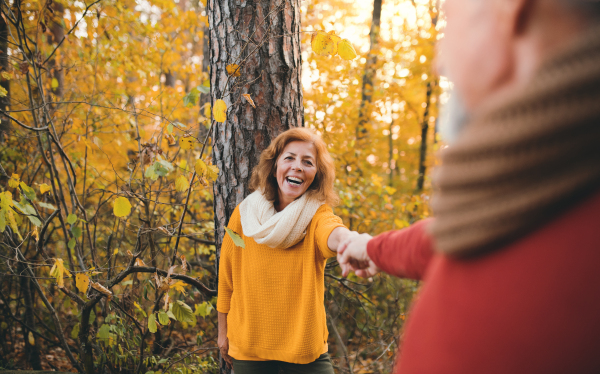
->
xmin=337 ymin=232 xmax=380 ymax=278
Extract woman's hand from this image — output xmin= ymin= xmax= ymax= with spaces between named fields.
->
xmin=327 ymin=227 xmax=359 ymax=252
xmin=218 ymin=312 xmax=233 ymax=369
xmin=337 ymin=233 xmax=380 ymax=278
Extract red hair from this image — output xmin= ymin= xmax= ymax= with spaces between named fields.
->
xmin=249 ymin=128 xmax=339 ymax=206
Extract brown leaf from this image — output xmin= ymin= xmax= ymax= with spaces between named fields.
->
xmin=91 ymin=282 xmax=113 ymax=301
xmin=242 ymin=94 xmax=256 ymax=108
xmin=226 ymin=64 xmax=241 ymax=77
xmin=180 ymin=255 xmax=188 ymax=275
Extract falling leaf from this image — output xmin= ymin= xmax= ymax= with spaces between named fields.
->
xmin=135 ymin=258 xmax=146 ymax=267
xmin=194 ymin=159 xmax=207 ymax=178
xmin=311 ymin=31 xmax=335 ymax=56
xmin=8 ymin=174 xmax=20 ymax=188
xmin=28 ymin=331 xmax=35 ymax=345
xmin=148 ymin=313 xmax=157 ymax=333
xmin=76 ymin=273 xmax=90 ymax=294
xmin=39 ymin=183 xmax=52 ymax=194
xmin=225 ymin=227 xmax=245 ymax=248
xmin=170 ymin=280 xmax=188 ymax=294
xmin=213 ymin=99 xmax=227 ymax=123
xmin=242 ymin=93 xmax=256 ymax=108
xmin=113 ymin=196 xmax=132 ymax=217
xmin=207 ymin=164 xmax=219 ymax=182
xmin=49 ymin=258 xmax=72 ymax=288
xmin=226 ymin=63 xmax=241 ymax=77
xmin=179 ymin=136 xmax=194 ymax=150
xmin=338 ymin=39 xmax=358 ymax=60
xmin=175 ymin=175 xmax=189 ymax=192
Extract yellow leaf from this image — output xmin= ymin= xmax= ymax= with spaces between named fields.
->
xmin=113 ymin=197 xmax=132 ymax=217
xmin=195 ymin=159 xmax=207 ymax=178
xmin=242 ymin=93 xmax=256 ymax=108
xmin=113 ymin=248 xmax=119 ymax=255
xmin=49 ymin=258 xmax=72 ymax=288
xmin=51 ymin=78 xmax=59 ymax=89
xmin=311 ymin=31 xmax=335 ymax=56
xmin=225 ymin=227 xmax=245 ymax=248
xmin=0 ymin=86 xmax=7 ymax=98
xmin=213 ymin=99 xmax=227 ymax=123
xmin=39 ymin=183 xmax=52 ymax=194
xmin=32 ymin=227 xmax=39 ymax=242
xmin=76 ymin=273 xmax=90 ymax=294
xmin=179 ymin=136 xmax=195 ymax=150
xmin=28 ymin=331 xmax=35 ymax=346
xmin=170 ymin=280 xmax=188 ymax=294
xmin=8 ymin=174 xmax=19 ymax=188
xmin=1 ymin=71 xmax=11 ymax=80
xmin=204 ymin=104 xmax=211 ymax=118
xmin=338 ymin=39 xmax=358 ymax=60
xmin=226 ymin=63 xmax=241 ymax=77
xmin=328 ymin=31 xmax=341 ymax=55
xmin=207 ymin=164 xmax=219 ymax=182
xmin=175 ymin=175 xmax=189 ymax=192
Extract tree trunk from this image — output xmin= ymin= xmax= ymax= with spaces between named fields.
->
xmin=19 ymin=264 xmax=42 ymax=370
xmin=208 ymin=0 xmax=303 ymax=371
xmin=416 ymin=81 xmax=433 ymax=192
xmin=47 ymin=2 xmax=65 ymax=99
xmin=0 ymin=2 xmax=10 ymax=141
xmin=356 ymin=0 xmax=383 ymax=138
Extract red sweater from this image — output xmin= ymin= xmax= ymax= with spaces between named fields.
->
xmin=367 ymin=190 xmax=600 ymax=374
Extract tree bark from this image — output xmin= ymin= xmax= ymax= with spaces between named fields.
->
xmin=356 ymin=0 xmax=383 ymax=138
xmin=416 ymin=81 xmax=433 ymax=192
xmin=0 ymin=2 xmax=10 ymax=141
xmin=208 ymin=0 xmax=304 ymax=371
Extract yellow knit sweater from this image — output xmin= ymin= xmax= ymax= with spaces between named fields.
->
xmin=217 ymin=204 xmax=345 ymax=364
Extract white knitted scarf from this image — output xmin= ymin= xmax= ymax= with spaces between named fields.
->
xmin=239 ymin=191 xmax=324 ymax=249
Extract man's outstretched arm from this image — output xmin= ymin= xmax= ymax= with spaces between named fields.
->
xmin=338 ymin=219 xmax=435 ymax=281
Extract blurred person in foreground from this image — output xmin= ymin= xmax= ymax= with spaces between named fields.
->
xmin=337 ymin=0 xmax=600 ymax=373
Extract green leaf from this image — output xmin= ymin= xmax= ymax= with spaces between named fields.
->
xmin=225 ymin=227 xmax=245 ymax=248
xmin=148 ymin=313 xmax=157 ymax=333
xmin=19 ymin=182 xmax=36 ymax=201
xmin=145 ymin=164 xmax=158 ymax=181
xmin=0 ymin=86 xmax=7 ymax=98
xmin=167 ymin=123 xmax=173 ymax=134
xmin=121 ymin=280 xmax=133 ymax=286
xmin=172 ymin=300 xmax=195 ymax=323
xmin=89 ymin=309 xmax=96 ymax=324
xmin=67 ymin=213 xmax=78 ymax=225
xmin=0 ymin=210 xmax=5 ymax=232
xmin=194 ymin=302 xmax=214 ymax=318
xmin=154 ymin=159 xmax=174 ymax=177
xmin=158 ymin=311 xmax=170 ymax=325
xmin=71 ymin=323 xmax=80 ymax=339
xmin=97 ymin=324 xmax=110 ymax=342
xmin=172 ymin=122 xmax=186 ymax=129
xmin=196 ymin=84 xmax=210 ymax=94
xmin=71 ymin=226 xmax=82 ymax=238
xmin=183 ymin=89 xmax=199 ymax=107
xmin=38 ymin=202 xmax=57 ymax=210
xmin=68 ymin=238 xmax=76 ymax=249
xmin=13 ymin=200 xmax=41 ymax=227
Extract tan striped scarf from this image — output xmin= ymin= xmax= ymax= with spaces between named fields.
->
xmin=430 ymin=27 xmax=600 ymax=257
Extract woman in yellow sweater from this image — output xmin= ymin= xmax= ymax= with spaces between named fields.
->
xmin=217 ymin=128 xmax=354 ymax=374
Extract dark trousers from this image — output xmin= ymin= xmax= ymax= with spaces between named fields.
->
xmin=232 ymin=353 xmax=335 ymax=374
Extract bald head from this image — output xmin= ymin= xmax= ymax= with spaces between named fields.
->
xmin=438 ymin=0 xmax=599 ymax=112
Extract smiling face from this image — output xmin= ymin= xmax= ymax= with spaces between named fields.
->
xmin=275 ymin=141 xmax=318 ymax=211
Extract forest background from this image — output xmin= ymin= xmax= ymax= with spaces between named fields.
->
xmin=0 ymin=0 xmax=445 ymax=373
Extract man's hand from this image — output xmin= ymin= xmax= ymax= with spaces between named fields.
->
xmin=337 ymin=233 xmax=380 ymax=278
xmin=217 ymin=312 xmax=233 ymax=369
